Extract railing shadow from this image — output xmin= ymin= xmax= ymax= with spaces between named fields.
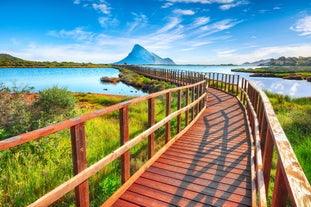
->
xmin=169 ymin=88 xmax=252 ymax=206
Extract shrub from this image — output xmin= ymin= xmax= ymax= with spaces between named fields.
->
xmin=0 ymin=83 xmax=34 ymax=138
xmin=32 ymin=86 xmax=76 ymax=127
xmin=0 ymin=84 xmax=76 ymax=139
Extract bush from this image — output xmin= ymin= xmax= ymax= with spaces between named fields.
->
xmin=0 ymin=83 xmax=34 ymax=138
xmin=0 ymin=84 xmax=76 ymax=139
xmin=33 ymin=86 xmax=76 ymax=127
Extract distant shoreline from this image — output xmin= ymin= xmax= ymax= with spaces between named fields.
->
xmin=232 ymin=66 xmax=311 ymax=82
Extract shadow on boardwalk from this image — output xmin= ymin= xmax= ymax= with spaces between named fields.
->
xmin=112 ymin=88 xmax=252 ymax=207
xmin=168 ymin=88 xmax=252 ymax=206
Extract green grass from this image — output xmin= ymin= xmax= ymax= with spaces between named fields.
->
xmin=264 ymin=91 xmax=311 ymax=205
xmin=0 ymin=85 xmax=198 ymax=206
xmin=232 ymin=66 xmax=311 ymax=79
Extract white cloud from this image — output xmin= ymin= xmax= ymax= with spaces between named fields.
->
xmin=192 ymin=41 xmax=212 ymax=47
xmin=174 ymin=9 xmax=195 ymax=15
xmin=193 ymin=17 xmax=210 ymax=26
xmin=127 ymin=13 xmax=148 ymax=33
xmin=217 ymin=49 xmax=236 ymax=57
xmin=73 ymin=0 xmax=80 ymax=5
xmin=162 ymin=2 xmax=174 ymax=8
xmin=220 ymin=44 xmax=311 ymax=64
xmin=92 ymin=3 xmax=110 ymax=14
xmin=219 ymin=1 xmax=249 ymax=11
xmin=47 ymin=27 xmax=95 ymax=41
xmin=167 ymin=0 xmax=234 ymax=3
xmin=9 ymin=42 xmax=124 ymax=63
xmin=219 ymin=4 xmax=235 ymax=10
xmin=156 ymin=17 xmax=182 ymax=34
xmin=98 ymin=17 xmax=119 ymax=28
xmin=290 ymin=15 xmax=311 ymax=36
xmin=199 ymin=19 xmax=242 ymax=37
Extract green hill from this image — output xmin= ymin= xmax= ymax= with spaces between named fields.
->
xmin=0 ymin=53 xmax=25 ymax=61
xmin=0 ymin=53 xmax=109 ymax=68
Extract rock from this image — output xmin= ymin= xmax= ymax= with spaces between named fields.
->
xmin=307 ymin=77 xmax=311 ymax=82
xmin=283 ymin=74 xmax=303 ymax=80
xmin=100 ymin=76 xmax=120 ymax=84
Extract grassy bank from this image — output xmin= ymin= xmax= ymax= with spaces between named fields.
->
xmin=265 ymin=91 xmax=311 ymax=183
xmin=0 ymin=69 xmax=182 ymax=206
xmin=232 ymin=66 xmax=311 ymax=80
xmin=0 ymin=92 xmax=167 ymax=206
xmin=117 ymin=66 xmax=174 ymax=93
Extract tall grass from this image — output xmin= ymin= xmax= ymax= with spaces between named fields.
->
xmin=265 ymin=91 xmax=311 ymax=183
xmin=0 ymin=89 xmax=191 ymax=206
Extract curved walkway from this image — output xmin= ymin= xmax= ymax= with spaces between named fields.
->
xmin=112 ymin=88 xmax=252 ymax=207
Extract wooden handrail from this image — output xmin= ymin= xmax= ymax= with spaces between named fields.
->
xmin=206 ymin=72 xmax=311 ymax=207
xmin=0 ymin=80 xmax=205 ymax=151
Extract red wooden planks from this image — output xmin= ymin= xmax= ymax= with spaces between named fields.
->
xmin=112 ymin=88 xmax=252 ymax=207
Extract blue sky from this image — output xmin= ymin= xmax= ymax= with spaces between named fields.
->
xmin=0 ymin=0 xmax=311 ymax=64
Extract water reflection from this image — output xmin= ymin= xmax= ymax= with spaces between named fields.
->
xmin=239 ymin=74 xmax=311 ymax=98
xmin=0 ymin=68 xmax=147 ymax=96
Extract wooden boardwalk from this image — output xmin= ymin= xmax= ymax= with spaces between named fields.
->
xmin=112 ymin=88 xmax=252 ymax=207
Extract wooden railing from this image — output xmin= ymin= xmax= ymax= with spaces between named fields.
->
xmin=118 ymin=66 xmax=311 ymax=207
xmin=1 ymin=65 xmax=311 ymax=206
xmin=208 ymin=72 xmax=311 ymax=207
xmin=115 ymin=64 xmax=206 ymax=86
xmin=0 ymin=76 xmax=207 ymax=206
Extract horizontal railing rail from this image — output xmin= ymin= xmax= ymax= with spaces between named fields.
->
xmin=0 ymin=76 xmax=207 ymax=206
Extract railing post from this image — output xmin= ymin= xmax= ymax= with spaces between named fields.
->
xmin=240 ymin=77 xmax=244 ymax=101
xmin=166 ymin=92 xmax=171 ymax=143
xmin=120 ymin=106 xmax=130 ymax=184
xmin=212 ymin=73 xmax=215 ymax=87
xmin=231 ymin=75 xmax=235 ymax=93
xmin=224 ymin=74 xmax=230 ymax=92
xmin=221 ymin=73 xmax=224 ymax=90
xmin=185 ymin=87 xmax=189 ymax=125
xmin=191 ymin=86 xmax=195 ymax=120
xmin=177 ymin=89 xmax=182 ymax=133
xmin=70 ymin=123 xmax=89 ymax=207
xmin=243 ymin=79 xmax=247 ymax=105
xmin=263 ymin=128 xmax=274 ymax=195
xmin=148 ymin=98 xmax=155 ymax=159
xmin=196 ymin=85 xmax=199 ymax=115
xmin=236 ymin=75 xmax=240 ymax=96
xmin=272 ymin=159 xmax=288 ymax=207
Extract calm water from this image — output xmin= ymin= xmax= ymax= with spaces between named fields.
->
xmin=0 ymin=68 xmax=147 ymax=96
xmin=148 ymin=65 xmax=311 ymax=98
xmin=1 ymin=66 xmax=310 ymax=98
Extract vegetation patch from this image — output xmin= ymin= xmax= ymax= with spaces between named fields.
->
xmin=265 ymin=91 xmax=311 ymax=183
xmin=0 ymin=54 xmax=112 ymax=68
xmin=0 ymin=81 xmax=183 ymax=206
xmin=114 ymin=66 xmax=175 ymax=93
xmin=232 ymin=66 xmax=311 ymax=81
